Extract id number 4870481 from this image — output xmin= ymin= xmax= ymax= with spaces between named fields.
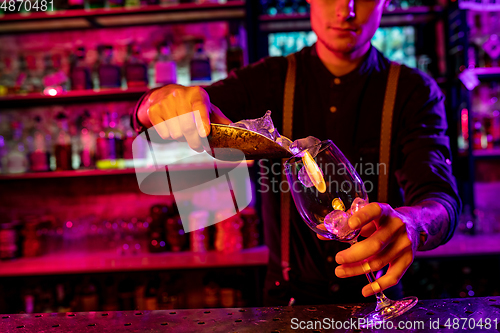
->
xmin=1 ymin=0 xmax=53 ymax=12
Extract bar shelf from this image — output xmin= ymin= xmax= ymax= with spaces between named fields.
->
xmin=0 ymin=245 xmax=269 ymax=277
xmin=471 ymin=67 xmax=500 ymax=81
xmin=415 ymin=234 xmax=500 ymax=258
xmin=473 ymin=148 xmax=500 ymax=159
xmin=0 ymin=1 xmax=246 ymax=34
xmin=0 ymin=161 xmax=252 ymax=180
xmin=0 ymin=87 xmax=148 ymax=108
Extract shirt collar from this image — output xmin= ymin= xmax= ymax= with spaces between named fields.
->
xmin=309 ymin=43 xmax=379 ymax=84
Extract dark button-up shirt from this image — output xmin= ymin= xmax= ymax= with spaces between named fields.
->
xmin=204 ymin=44 xmax=461 ymax=305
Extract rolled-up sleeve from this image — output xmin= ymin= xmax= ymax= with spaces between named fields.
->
xmin=394 ymin=71 xmax=462 ymax=245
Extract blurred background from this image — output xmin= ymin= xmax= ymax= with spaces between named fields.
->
xmin=1 ymin=0 xmax=500 ymax=314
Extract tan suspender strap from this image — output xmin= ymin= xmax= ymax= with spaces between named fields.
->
xmin=377 ymin=62 xmax=401 ymax=203
xmin=280 ymin=53 xmax=296 ymax=281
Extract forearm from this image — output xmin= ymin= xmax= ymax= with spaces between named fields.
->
xmin=397 ymin=200 xmax=450 ymax=251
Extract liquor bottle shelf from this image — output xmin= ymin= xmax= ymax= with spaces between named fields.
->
xmin=258 ymin=6 xmax=444 ymax=32
xmin=0 ymin=87 xmax=149 ymax=108
xmin=473 ymin=148 xmax=500 ymax=159
xmin=0 ymin=245 xmax=269 ymax=277
xmin=458 ymin=149 xmax=500 ymax=159
xmin=415 ymin=234 xmax=500 ymax=258
xmin=0 ymin=161 xmax=253 ymax=180
xmin=0 ymin=1 xmax=245 ymax=34
xmin=471 ymin=67 xmax=500 ymax=80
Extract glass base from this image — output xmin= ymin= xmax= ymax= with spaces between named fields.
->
xmin=359 ymin=296 xmax=418 ymax=328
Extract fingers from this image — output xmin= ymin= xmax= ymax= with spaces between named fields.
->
xmin=147 ymin=86 xmax=212 ymax=152
xmin=335 ymin=215 xmax=403 ymax=264
xmin=359 ymin=221 xmax=376 ymax=238
xmin=188 ymin=86 xmax=211 ymax=137
xmin=148 ymin=104 xmax=170 ymax=139
xmin=361 ymin=251 xmax=413 ymax=297
xmin=335 ymin=227 xmax=412 ymax=278
xmin=348 ymin=202 xmax=388 ymax=230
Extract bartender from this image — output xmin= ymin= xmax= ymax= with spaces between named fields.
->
xmin=131 ymin=0 xmax=461 ymax=305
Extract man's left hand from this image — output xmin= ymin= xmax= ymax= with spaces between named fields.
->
xmin=317 ymin=202 xmax=420 ymax=297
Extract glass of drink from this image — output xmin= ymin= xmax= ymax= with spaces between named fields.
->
xmin=284 ymin=140 xmax=417 ymax=327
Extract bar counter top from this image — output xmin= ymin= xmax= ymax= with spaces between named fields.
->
xmin=1 ymin=296 xmax=500 ymax=332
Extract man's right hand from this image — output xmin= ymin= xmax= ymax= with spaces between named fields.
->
xmin=137 ymin=84 xmax=231 ymax=152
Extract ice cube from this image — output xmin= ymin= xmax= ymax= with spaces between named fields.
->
xmin=351 ymin=197 xmax=368 ymax=213
xmin=289 ymin=136 xmax=321 ymax=157
xmin=324 ymin=210 xmax=355 ymax=239
xmin=230 ymin=110 xmax=279 ymax=141
xmin=256 ymin=128 xmax=275 ymax=141
xmin=230 ymin=121 xmax=252 ymax=130
xmin=276 ymin=136 xmax=293 ymax=151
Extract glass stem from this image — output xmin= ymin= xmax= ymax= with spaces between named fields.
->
xmin=349 ymin=239 xmax=392 ymax=311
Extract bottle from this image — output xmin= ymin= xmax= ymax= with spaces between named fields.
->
xmin=124 ymin=43 xmax=148 ymax=88
xmin=22 ymin=218 xmax=41 ymax=257
xmin=16 ymin=55 xmax=42 ymax=94
xmin=190 ymin=40 xmax=212 ymax=83
xmin=158 ymin=273 xmax=184 ymax=309
xmin=96 ymin=111 xmax=124 ymax=169
xmin=85 ymin=0 xmax=105 ymax=9
xmin=55 ymin=283 xmax=72 ymax=313
xmin=159 ymin=0 xmax=178 ymax=5
xmin=119 ymin=115 xmax=136 ymax=169
xmin=0 ymin=114 xmax=11 ymax=173
xmin=153 ymin=43 xmax=177 ymax=87
xmin=473 ymin=120 xmax=488 ymax=150
xmin=0 ymin=221 xmax=20 ymax=260
xmin=188 ymin=210 xmax=210 ymax=252
xmin=78 ymin=110 xmax=96 ymax=169
xmin=118 ymin=278 xmax=135 ymax=310
xmin=165 ymin=202 xmax=186 ymax=252
xmin=97 ymin=45 xmax=122 ymax=89
xmin=107 ymin=0 xmax=124 ymax=8
xmin=80 ymin=278 xmax=99 ymax=311
xmin=226 ymin=34 xmax=244 ymax=74
xmin=67 ymin=0 xmax=85 ymax=9
xmin=5 ymin=122 xmax=28 ymax=174
xmin=148 ymin=204 xmax=167 ymax=253
xmin=42 ymin=54 xmax=69 ymax=94
xmin=143 ymin=278 xmax=159 ymax=310
xmin=214 ymin=208 xmax=243 ymax=253
xmin=140 ymin=0 xmax=159 ymax=7
xmin=240 ymin=207 xmax=260 ymax=249
xmin=70 ymin=47 xmax=93 ymax=91
xmin=0 ymin=56 xmax=15 ymax=96
xmin=28 ymin=116 xmax=50 ymax=172
xmin=124 ymin=0 xmax=140 ymax=7
xmin=54 ymin=112 xmax=73 ymax=171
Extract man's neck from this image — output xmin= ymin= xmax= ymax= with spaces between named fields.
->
xmin=315 ymin=42 xmax=371 ymax=77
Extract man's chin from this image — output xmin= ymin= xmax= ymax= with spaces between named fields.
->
xmin=324 ymin=41 xmax=357 ymax=54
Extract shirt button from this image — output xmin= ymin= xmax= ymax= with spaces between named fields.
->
xmin=327 ymin=256 xmax=334 ymax=263
xmin=334 ymin=78 xmax=341 ymax=85
xmin=330 ymin=106 xmax=337 ymax=113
